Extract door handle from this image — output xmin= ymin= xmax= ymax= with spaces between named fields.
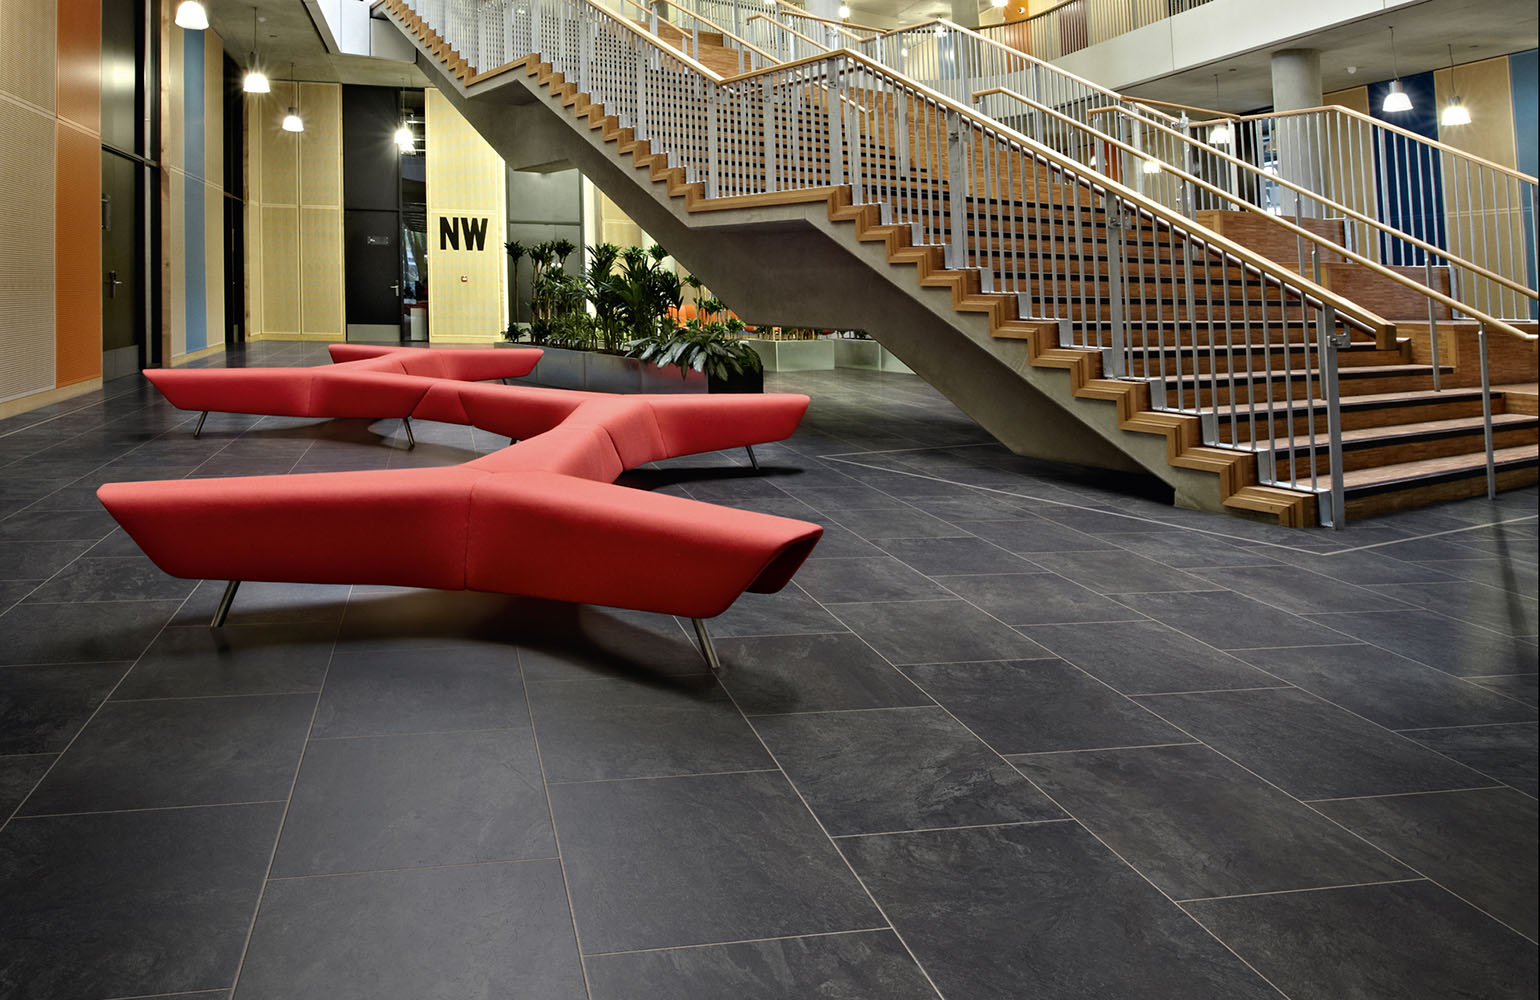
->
xmin=105 ymin=270 xmax=124 ymax=299
xmin=390 ymin=282 xmax=401 ymax=296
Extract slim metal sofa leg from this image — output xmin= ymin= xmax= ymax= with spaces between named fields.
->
xmin=691 ymin=617 xmax=722 ymax=671
xmin=211 ymin=580 xmax=241 ymax=628
xmin=402 ymin=416 xmax=416 ymax=450
xmin=193 ymin=411 xmax=208 ymax=438
xmin=744 ymin=445 xmax=760 ymax=472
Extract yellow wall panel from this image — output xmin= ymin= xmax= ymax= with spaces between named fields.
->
xmin=298 ymin=83 xmax=341 ymax=206
xmin=0 ymin=0 xmax=58 ymax=113
xmin=425 ymin=89 xmax=507 ymax=342
xmin=0 ymin=100 xmax=56 ymax=402
xmin=165 ymin=27 xmax=183 ymax=172
xmin=1434 ymin=57 xmax=1517 ymax=168
xmin=1324 ymin=85 xmax=1370 ymax=116
xmin=258 ymin=86 xmax=299 ymax=204
xmin=205 ymin=182 xmax=226 ymax=344
xmin=169 ymin=169 xmax=186 ymax=357
xmin=301 ymin=207 xmax=344 ymax=336
xmin=261 ymin=206 xmax=300 ymax=334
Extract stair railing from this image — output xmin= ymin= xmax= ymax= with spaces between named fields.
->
xmin=973 ymin=0 xmax=1222 ymax=62
xmin=388 ymin=0 xmax=1480 ymax=526
xmin=612 ymin=0 xmax=776 ymax=74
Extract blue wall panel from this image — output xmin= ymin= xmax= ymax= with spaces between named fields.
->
xmin=1368 ymin=71 xmax=1446 ymax=266
xmin=1511 ymin=49 xmax=1537 ymax=317
xmin=183 ymin=31 xmax=207 ymax=352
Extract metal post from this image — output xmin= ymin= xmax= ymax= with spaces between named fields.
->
xmin=193 ymin=411 xmax=208 ymax=437
xmin=945 ymin=111 xmax=967 ymax=269
xmin=1104 ymin=194 xmax=1127 ymax=376
xmin=1424 ymin=258 xmax=1442 ymax=391
xmin=744 ymin=444 xmax=759 ymax=471
xmin=706 ymin=86 xmax=719 ymax=198
xmin=634 ymin=47 xmax=647 ymax=141
xmin=1317 ymin=304 xmax=1347 ymax=528
xmin=402 ymin=415 xmax=416 ymax=449
xmin=1477 ymin=324 xmax=1497 ymax=499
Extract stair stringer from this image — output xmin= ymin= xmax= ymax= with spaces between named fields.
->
xmin=393 ymin=26 xmax=1308 ymax=522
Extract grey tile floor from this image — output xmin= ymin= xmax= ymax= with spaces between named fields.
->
xmin=0 ymin=342 xmax=1536 ymax=1000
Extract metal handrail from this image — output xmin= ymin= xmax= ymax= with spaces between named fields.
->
xmin=768 ymin=0 xmax=880 ymax=38
xmin=391 ymin=0 xmax=1524 ymax=523
xmin=615 ymin=0 xmax=777 ymax=71
xmin=974 ymin=0 xmax=1221 ymax=61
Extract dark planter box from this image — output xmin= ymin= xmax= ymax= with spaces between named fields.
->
xmin=709 ymin=367 xmax=764 ymax=393
xmin=511 ymin=345 xmax=708 ymax=394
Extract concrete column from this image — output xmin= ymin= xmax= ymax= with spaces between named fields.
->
xmin=805 ymin=0 xmax=840 ymax=20
xmin=1270 ymin=48 xmax=1324 ymax=220
xmin=950 ymin=0 xmax=979 ymax=28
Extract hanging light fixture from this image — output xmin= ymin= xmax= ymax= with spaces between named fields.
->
xmin=1208 ymin=74 xmax=1231 ymax=145
xmin=243 ymin=8 xmax=269 ymax=94
xmin=837 ymin=3 xmax=850 ymax=18
xmin=1142 ymin=158 xmax=1163 ymax=174
xmin=174 ymin=0 xmax=209 ymax=30
xmin=991 ymin=0 xmax=1007 ymax=7
xmin=1440 ymin=44 xmax=1471 ymax=126
xmin=1382 ymin=27 xmax=1412 ymax=113
xmin=282 ymin=64 xmax=304 ymax=132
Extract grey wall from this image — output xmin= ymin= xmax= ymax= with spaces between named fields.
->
xmin=507 ymin=167 xmax=583 ymax=323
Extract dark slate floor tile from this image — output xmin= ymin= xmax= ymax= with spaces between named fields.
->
xmin=954 ymin=516 xmax=1119 ymax=553
xmin=1137 ymin=687 xmax=1493 ymax=800
xmin=783 ymin=485 xmax=908 ymax=511
xmin=905 ymin=491 xmax=1040 ymax=522
xmin=1237 ymin=644 xmax=1537 ymax=730
xmin=0 ymin=539 xmax=93 ymax=580
xmin=20 ymin=694 xmax=314 ymax=814
xmin=1304 ymin=609 xmax=1538 ymax=676
xmin=584 ymin=930 xmax=937 ymax=1000
xmin=272 ymin=729 xmax=553 ymax=877
xmin=1365 ymin=580 xmax=1540 ymax=637
xmin=706 ymin=586 xmax=849 ymax=638
xmin=0 ymin=803 xmax=282 ymax=1000
xmin=756 ymin=707 xmax=1062 ymax=835
xmin=1420 ymin=557 xmax=1539 ymax=597
xmin=526 ymin=675 xmax=772 ymax=783
xmin=1187 ymin=564 xmax=1413 ymax=617
xmin=335 ymin=589 xmax=531 ymax=652
xmin=87 ymin=525 xmax=156 ymax=557
xmin=0 ymin=579 xmax=38 ymax=612
xmin=0 ymin=662 xmax=130 ymax=754
xmin=1016 ymin=744 xmax=1411 ymax=900
xmin=117 ymin=622 xmax=338 ymax=699
xmin=236 ymin=860 xmax=586 ymax=1000
xmin=1470 ymin=673 xmax=1540 ymax=706
xmin=828 ymin=600 xmax=1052 ymax=665
xmin=23 ymin=553 xmax=197 ymax=604
xmin=841 ymin=823 xmax=1278 ymax=1000
xmin=800 ymin=522 xmax=885 ymax=558
xmin=0 ymin=600 xmax=181 ymax=665
xmin=549 ymin=771 xmax=882 ymax=953
xmin=906 ymin=659 xmax=1188 ymax=754
xmin=1403 ymin=723 xmax=1538 ymax=797
xmin=514 ymin=605 xmax=707 ymax=681
xmin=0 ymin=754 xmax=51 ymax=819
xmin=1103 ymin=529 xmax=1280 ymax=569
xmin=713 ymin=632 xmax=932 ymax=716
xmin=171 ymin=579 xmax=352 ymax=627
xmin=1260 ymin=546 xmax=1457 ymax=586
xmin=1184 ymin=881 xmax=1539 ymax=1000
xmin=1312 ymin=787 xmax=1538 ymax=939
xmin=792 ymin=556 xmax=952 ymax=603
xmin=932 ymin=572 xmax=1145 ymax=626
xmin=0 ymin=507 xmax=118 ymax=541
xmin=1116 ymin=589 xmax=1353 ymax=649
xmin=1024 ymin=621 xmax=1278 ymax=694
xmin=1025 ymin=549 xmax=1212 ymax=595
xmin=873 ymin=535 xmax=1038 ymax=575
xmin=312 ymin=646 xmax=523 ymax=739
xmin=829 ymin=507 xmax=967 ymax=540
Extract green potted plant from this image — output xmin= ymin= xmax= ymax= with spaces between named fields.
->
xmin=627 ymin=314 xmax=764 ymax=393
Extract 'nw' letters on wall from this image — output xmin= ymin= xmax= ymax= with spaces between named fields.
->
xmin=439 ymin=216 xmax=489 ymax=251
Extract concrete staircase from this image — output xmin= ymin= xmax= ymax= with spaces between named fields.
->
xmin=380 ymin=0 xmax=1537 ymax=526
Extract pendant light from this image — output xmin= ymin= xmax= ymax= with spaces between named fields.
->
xmin=174 ymin=0 xmax=209 ymax=30
xmin=991 ymin=0 xmax=1007 ymax=7
xmin=243 ymin=8 xmax=270 ymax=94
xmin=837 ymin=3 xmax=850 ymax=18
xmin=282 ymin=65 xmax=304 ymax=133
xmin=1440 ymin=44 xmax=1471 ymax=126
xmin=1208 ymin=74 xmax=1231 ymax=145
xmin=394 ymin=87 xmax=416 ymax=152
xmin=1382 ymin=27 xmax=1412 ymax=113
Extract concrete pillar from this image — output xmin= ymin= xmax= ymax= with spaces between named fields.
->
xmin=805 ymin=0 xmax=840 ymax=20
xmin=1270 ymin=48 xmax=1324 ymax=219
xmin=950 ymin=0 xmax=979 ymax=28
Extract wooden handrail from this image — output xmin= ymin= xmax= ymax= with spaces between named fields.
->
xmin=979 ymin=88 xmax=1536 ymax=343
xmin=770 ymin=1 xmax=881 ymax=37
xmin=746 ymin=13 xmax=831 ymax=52
xmin=1084 ymin=103 xmax=1540 ymax=302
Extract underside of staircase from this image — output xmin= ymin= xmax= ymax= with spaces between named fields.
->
xmin=381 ymin=1 xmax=1538 ymax=527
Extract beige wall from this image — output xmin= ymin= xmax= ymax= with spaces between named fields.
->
xmin=425 ymin=88 xmax=507 ymax=342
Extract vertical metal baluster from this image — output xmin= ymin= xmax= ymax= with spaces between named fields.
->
xmin=1202 ymin=241 xmax=1219 ymax=440
xmin=1105 ymin=192 xmax=1127 ymax=372
xmin=1477 ymin=323 xmax=1497 ymax=498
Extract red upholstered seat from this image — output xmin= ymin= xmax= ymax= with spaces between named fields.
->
xmin=100 ymin=352 xmax=822 ymax=660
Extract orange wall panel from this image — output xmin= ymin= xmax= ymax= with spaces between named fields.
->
xmin=56 ymin=0 xmax=101 ymax=134
xmin=55 ymin=124 xmax=101 ymax=385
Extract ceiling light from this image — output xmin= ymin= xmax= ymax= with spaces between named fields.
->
xmin=838 ymin=3 xmax=850 ymax=17
xmin=900 ymin=47 xmax=908 ymax=57
xmin=1382 ymin=80 xmax=1412 ymax=113
xmin=991 ymin=0 xmax=1007 ymax=6
xmin=1142 ymin=158 xmax=1163 ymax=174
xmin=394 ymin=125 xmax=415 ymax=151
xmin=1210 ymin=122 xmax=1231 ymax=145
xmin=282 ymin=107 xmax=304 ymax=132
xmin=243 ymin=9 xmax=268 ymax=93
xmin=933 ymin=24 xmax=946 ymax=36
xmin=174 ymin=0 xmax=208 ymax=30
xmin=1382 ymin=27 xmax=1412 ymax=113
xmin=1440 ymin=44 xmax=1471 ymax=126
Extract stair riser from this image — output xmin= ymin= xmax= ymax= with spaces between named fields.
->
xmin=1272 ymin=425 xmax=1538 ymax=478
xmin=1125 ymin=350 xmax=1409 ymax=378
xmin=1166 ymin=373 xmax=1443 ymax=409
xmin=1215 ymin=398 xmax=1495 ymax=443
xmin=1344 ymin=464 xmax=1539 ymax=518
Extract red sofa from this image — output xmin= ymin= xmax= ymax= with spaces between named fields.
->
xmin=143 ymin=344 xmax=544 ymax=445
xmin=99 ymin=350 xmax=821 ymax=669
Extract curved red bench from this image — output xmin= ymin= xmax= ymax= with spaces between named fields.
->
xmin=99 ymin=355 xmax=821 ymax=669
xmin=144 ymin=345 xmax=544 ymax=445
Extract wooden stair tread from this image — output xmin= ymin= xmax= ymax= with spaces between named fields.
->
xmin=1342 ymin=444 xmax=1539 ymax=490
xmin=1255 ymin=413 xmax=1538 ymax=452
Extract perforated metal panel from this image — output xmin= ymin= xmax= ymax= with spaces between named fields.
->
xmin=261 ymin=206 xmax=299 ymax=334
xmin=259 ymin=87 xmax=298 ymax=205
xmin=0 ymin=0 xmax=58 ymax=113
xmin=0 ymin=98 xmax=57 ymax=403
xmin=301 ymin=207 xmax=343 ymax=335
xmin=298 ymin=83 xmax=341 ymax=207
